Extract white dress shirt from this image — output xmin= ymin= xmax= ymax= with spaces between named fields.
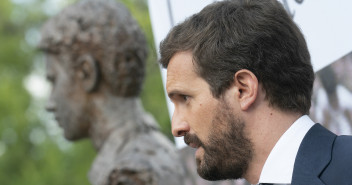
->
xmin=258 ymin=115 xmax=315 ymax=184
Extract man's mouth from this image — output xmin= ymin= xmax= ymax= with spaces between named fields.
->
xmin=188 ymin=142 xmax=199 ymax=148
xmin=184 ymin=133 xmax=202 ymax=149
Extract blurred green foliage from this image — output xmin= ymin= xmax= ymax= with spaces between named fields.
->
xmin=0 ymin=0 xmax=170 ymax=184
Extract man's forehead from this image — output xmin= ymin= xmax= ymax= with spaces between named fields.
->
xmin=167 ymin=52 xmax=197 ymax=74
xmin=167 ymin=52 xmax=193 ymax=78
xmin=166 ymin=51 xmax=203 ymax=92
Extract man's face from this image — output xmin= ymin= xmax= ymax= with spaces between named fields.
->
xmin=45 ymin=53 xmax=90 ymax=140
xmin=166 ymin=51 xmax=253 ymax=180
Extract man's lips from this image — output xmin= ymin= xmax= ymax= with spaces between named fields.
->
xmin=184 ymin=134 xmax=202 ymax=148
xmin=187 ymin=142 xmax=199 ymax=148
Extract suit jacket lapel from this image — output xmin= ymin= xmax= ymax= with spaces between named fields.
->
xmin=291 ymin=124 xmax=336 ymax=185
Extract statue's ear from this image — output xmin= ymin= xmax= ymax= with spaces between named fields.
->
xmin=77 ymin=54 xmax=99 ymax=93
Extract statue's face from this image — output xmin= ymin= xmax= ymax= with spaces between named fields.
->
xmin=45 ymin=53 xmax=90 ymax=140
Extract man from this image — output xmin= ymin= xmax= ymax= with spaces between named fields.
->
xmin=39 ymin=0 xmax=184 ymax=184
xmin=159 ymin=0 xmax=352 ymax=184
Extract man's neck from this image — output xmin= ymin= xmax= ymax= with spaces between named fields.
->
xmin=243 ymin=106 xmax=302 ymax=184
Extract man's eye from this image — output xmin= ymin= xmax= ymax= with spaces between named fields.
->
xmin=182 ymin=95 xmax=189 ymax=101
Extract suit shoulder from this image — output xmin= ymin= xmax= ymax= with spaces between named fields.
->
xmin=333 ymin=135 xmax=352 ymax=155
xmin=330 ymin=135 xmax=352 ymax=165
xmin=320 ymin=135 xmax=352 ymax=185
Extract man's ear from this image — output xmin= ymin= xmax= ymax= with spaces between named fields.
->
xmin=77 ymin=55 xmax=99 ymax=93
xmin=233 ymin=69 xmax=258 ymax=111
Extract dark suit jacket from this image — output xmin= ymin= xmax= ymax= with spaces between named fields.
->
xmin=291 ymin=124 xmax=352 ymax=185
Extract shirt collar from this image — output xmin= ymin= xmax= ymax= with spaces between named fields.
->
xmin=258 ymin=115 xmax=315 ymax=184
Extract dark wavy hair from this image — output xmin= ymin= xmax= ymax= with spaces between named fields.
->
xmin=159 ymin=0 xmax=314 ymax=114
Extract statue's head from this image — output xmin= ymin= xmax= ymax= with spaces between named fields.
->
xmin=40 ymin=0 xmax=147 ymax=140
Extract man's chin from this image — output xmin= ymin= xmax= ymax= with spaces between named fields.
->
xmin=196 ymin=152 xmax=244 ymax=181
xmin=197 ymin=166 xmax=238 ymax=181
xmin=197 ymin=164 xmax=222 ymax=181
xmin=196 ymin=153 xmax=221 ymax=181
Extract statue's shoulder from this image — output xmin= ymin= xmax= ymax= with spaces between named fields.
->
xmin=116 ymin=131 xmax=184 ymax=175
xmin=89 ymin=129 xmax=185 ymax=185
xmin=105 ymin=168 xmax=157 ymax=185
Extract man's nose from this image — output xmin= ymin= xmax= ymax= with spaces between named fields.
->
xmin=171 ymin=112 xmax=190 ymax=137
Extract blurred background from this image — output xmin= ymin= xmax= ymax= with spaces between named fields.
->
xmin=0 ymin=0 xmax=171 ymax=184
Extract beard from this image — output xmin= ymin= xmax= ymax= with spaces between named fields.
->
xmin=184 ymin=99 xmax=253 ymax=181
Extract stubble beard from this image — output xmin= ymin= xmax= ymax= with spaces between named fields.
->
xmin=187 ymin=100 xmax=254 ymax=181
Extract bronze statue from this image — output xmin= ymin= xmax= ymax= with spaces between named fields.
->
xmin=39 ymin=0 xmax=184 ymax=184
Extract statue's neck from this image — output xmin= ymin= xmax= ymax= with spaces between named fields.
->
xmin=89 ymin=96 xmax=146 ymax=150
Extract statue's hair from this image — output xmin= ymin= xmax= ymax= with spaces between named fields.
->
xmin=40 ymin=0 xmax=147 ymax=97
